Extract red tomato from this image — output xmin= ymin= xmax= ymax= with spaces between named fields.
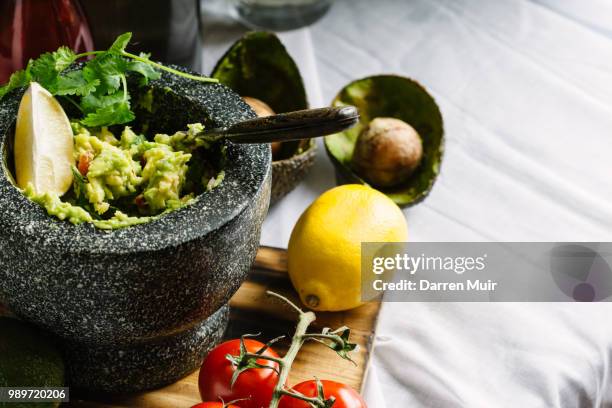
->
xmin=191 ymin=403 xmax=239 ymax=408
xmin=278 ymin=380 xmax=367 ymax=408
xmin=199 ymin=339 xmax=280 ymax=408
xmin=133 ymin=194 xmax=147 ymax=209
xmin=77 ymin=152 xmax=93 ymax=176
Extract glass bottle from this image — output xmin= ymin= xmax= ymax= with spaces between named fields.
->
xmin=0 ymin=0 xmax=94 ymax=84
xmin=80 ymin=0 xmax=203 ymax=73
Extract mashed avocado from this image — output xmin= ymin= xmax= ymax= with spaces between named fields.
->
xmin=23 ymin=124 xmax=223 ymax=230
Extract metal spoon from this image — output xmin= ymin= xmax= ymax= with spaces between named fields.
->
xmin=196 ymin=106 xmax=359 ymax=144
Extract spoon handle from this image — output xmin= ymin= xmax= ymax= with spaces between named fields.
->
xmin=205 ymin=106 xmax=359 ymax=144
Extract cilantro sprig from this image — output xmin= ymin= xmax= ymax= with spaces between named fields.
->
xmin=0 ymin=32 xmax=218 ymax=127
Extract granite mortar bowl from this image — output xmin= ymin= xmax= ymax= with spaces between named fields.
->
xmin=0 ymin=68 xmax=271 ymax=392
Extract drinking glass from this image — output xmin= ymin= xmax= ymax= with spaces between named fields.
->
xmin=0 ymin=0 xmax=94 ymax=84
xmin=234 ymin=0 xmax=333 ymax=31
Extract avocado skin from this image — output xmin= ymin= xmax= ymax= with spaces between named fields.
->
xmin=324 ymin=75 xmax=445 ymax=208
xmin=271 ymin=140 xmax=316 ymax=204
xmin=211 ymin=31 xmax=316 ymax=204
xmin=0 ymin=317 xmax=64 ymax=408
xmin=211 ymin=31 xmax=308 ymax=114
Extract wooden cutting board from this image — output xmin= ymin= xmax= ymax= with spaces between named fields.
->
xmin=1 ymin=247 xmax=381 ymax=408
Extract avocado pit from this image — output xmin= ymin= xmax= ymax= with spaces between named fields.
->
xmin=351 ymin=117 xmax=423 ymax=188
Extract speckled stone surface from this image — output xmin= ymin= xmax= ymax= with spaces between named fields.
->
xmin=0 ymin=68 xmax=271 ymax=392
xmin=66 ymin=305 xmax=229 ymax=392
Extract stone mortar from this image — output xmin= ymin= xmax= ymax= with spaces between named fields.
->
xmin=0 ymin=68 xmax=271 ymax=392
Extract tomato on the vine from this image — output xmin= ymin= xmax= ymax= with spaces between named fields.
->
xmin=278 ymin=380 xmax=367 ymax=408
xmin=198 ymin=339 xmax=280 ymax=408
xmin=191 ymin=403 xmax=239 ymax=408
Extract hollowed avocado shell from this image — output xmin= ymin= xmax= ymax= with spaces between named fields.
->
xmin=0 ymin=317 xmax=64 ymax=406
xmin=324 ymin=75 xmax=444 ymax=207
xmin=211 ymin=31 xmax=316 ymax=204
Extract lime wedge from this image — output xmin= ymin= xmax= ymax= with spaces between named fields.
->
xmin=14 ymin=82 xmax=74 ymax=195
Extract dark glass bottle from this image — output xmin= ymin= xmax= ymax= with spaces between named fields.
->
xmin=0 ymin=0 xmax=94 ymax=84
xmin=80 ymin=0 xmax=203 ymax=73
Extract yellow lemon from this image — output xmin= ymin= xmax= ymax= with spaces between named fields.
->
xmin=288 ymin=184 xmax=408 ymax=311
xmin=14 ymin=82 xmax=74 ymax=195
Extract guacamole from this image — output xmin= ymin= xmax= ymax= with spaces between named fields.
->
xmin=24 ymin=123 xmax=224 ymax=230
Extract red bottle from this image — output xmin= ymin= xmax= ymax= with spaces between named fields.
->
xmin=0 ymin=0 xmax=94 ymax=84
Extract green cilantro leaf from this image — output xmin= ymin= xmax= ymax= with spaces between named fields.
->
xmin=56 ymin=71 xmax=99 ymax=96
xmin=0 ymin=69 xmax=31 ymax=99
xmin=71 ymin=166 xmax=90 ymax=207
xmin=128 ymin=59 xmax=161 ymax=86
xmin=29 ymin=47 xmax=78 ymax=92
xmin=83 ymin=53 xmax=128 ymax=95
xmin=81 ymin=100 xmax=134 ymax=127
xmin=109 ymin=32 xmax=133 ymax=54
xmin=80 ymin=91 xmax=125 ymax=114
xmin=30 ymin=53 xmax=61 ymax=91
xmin=52 ymin=46 xmax=78 ymax=71
xmin=1 ymin=32 xmax=216 ymax=128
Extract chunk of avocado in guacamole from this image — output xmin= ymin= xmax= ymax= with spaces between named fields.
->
xmin=24 ymin=123 xmax=225 ymax=230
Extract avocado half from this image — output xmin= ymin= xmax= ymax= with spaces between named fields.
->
xmin=324 ymin=75 xmax=444 ymax=207
xmin=0 ymin=317 xmax=64 ymax=408
xmin=211 ymin=31 xmax=316 ymax=205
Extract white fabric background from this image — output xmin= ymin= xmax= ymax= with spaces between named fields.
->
xmin=202 ymin=0 xmax=612 ymax=406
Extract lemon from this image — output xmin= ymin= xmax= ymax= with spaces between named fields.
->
xmin=14 ymin=82 xmax=74 ymax=195
xmin=288 ymin=184 xmax=408 ymax=311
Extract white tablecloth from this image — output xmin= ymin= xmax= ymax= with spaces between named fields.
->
xmin=202 ymin=1 xmax=612 ymax=406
